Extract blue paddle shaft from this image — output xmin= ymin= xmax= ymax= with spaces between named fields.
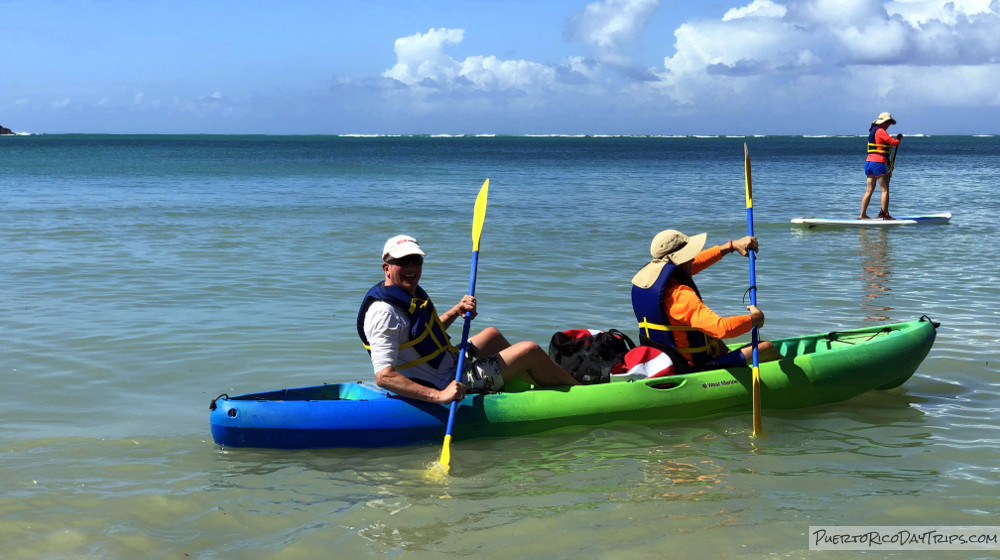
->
xmin=444 ymin=250 xmax=480 ymax=437
xmin=746 ymin=207 xmax=759 ymax=365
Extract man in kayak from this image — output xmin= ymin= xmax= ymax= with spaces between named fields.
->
xmin=358 ymin=234 xmax=579 ymax=404
xmin=860 ymin=112 xmax=903 ymax=220
xmin=631 ymin=230 xmax=782 ymax=372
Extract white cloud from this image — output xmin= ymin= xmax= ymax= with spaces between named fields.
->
xmin=722 ymin=0 xmax=787 ymax=21
xmin=568 ymin=0 xmax=659 ymax=67
xmin=886 ymin=0 xmax=994 ymax=26
xmin=381 ymin=27 xmax=568 ymax=94
xmin=379 ymin=4 xmax=660 ymax=101
xmin=857 ymin=63 xmax=1000 ymax=106
xmin=655 ymin=0 xmax=1000 ymax=112
xmin=459 ymin=56 xmax=558 ymax=91
xmin=382 ymin=28 xmax=465 ymax=86
xmin=371 ymin=1 xmax=1000 ymax=132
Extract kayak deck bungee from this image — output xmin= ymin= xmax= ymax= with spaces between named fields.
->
xmin=791 ymin=213 xmax=952 ymax=227
xmin=209 ymin=318 xmax=938 ymax=449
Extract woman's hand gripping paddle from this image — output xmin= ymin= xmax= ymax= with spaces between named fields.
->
xmin=744 ymin=144 xmax=763 ymax=437
xmin=429 ymin=178 xmax=489 ymax=479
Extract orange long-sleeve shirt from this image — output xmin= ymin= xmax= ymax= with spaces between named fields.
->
xmin=663 ymin=246 xmax=753 ymax=362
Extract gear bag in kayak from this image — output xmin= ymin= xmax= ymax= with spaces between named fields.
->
xmin=547 ymin=329 xmax=636 ymax=384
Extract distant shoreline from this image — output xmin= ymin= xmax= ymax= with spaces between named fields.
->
xmin=1 ymin=132 xmax=994 ymax=139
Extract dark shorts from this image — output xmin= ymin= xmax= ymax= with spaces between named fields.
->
xmin=865 ymin=161 xmax=889 ymax=178
xmin=695 ymin=347 xmax=748 ymax=370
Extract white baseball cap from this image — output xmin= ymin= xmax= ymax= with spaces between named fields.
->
xmin=382 ymin=234 xmax=426 ymax=261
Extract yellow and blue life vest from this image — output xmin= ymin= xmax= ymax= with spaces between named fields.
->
xmin=631 ymin=264 xmax=714 ymax=365
xmin=357 ymin=282 xmax=457 ymax=371
xmin=866 ymin=125 xmax=891 ymax=158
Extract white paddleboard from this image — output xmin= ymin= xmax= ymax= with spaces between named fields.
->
xmin=791 ymin=212 xmax=952 ymax=227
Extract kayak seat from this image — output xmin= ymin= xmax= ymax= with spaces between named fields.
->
xmin=777 ymin=338 xmax=817 ymax=359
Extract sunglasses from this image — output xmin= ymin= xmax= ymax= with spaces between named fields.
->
xmin=387 ymin=255 xmax=423 ymax=267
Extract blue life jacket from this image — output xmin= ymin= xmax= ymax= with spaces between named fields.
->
xmin=357 ymin=282 xmax=457 ymax=371
xmin=631 ymin=264 xmax=715 ymax=365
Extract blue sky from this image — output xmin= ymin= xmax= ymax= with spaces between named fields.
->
xmin=2 ymin=0 xmax=998 ymax=135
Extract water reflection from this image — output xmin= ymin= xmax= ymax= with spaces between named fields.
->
xmin=858 ymin=228 xmax=892 ymax=321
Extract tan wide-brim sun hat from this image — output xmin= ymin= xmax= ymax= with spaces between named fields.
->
xmin=631 ymin=229 xmax=708 ymax=289
xmin=872 ymin=112 xmax=897 ymax=126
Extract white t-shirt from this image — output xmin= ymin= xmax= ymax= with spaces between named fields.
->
xmin=363 ymin=301 xmax=458 ymax=389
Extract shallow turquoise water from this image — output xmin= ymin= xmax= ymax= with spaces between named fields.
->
xmin=1 ymin=135 xmax=998 ymax=559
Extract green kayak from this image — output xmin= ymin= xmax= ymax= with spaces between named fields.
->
xmin=210 ymin=318 xmax=938 ymax=448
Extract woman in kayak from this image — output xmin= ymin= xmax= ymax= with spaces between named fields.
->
xmin=860 ymin=112 xmax=903 ymax=220
xmin=631 ymin=229 xmax=782 ymax=372
xmin=357 ymin=234 xmax=579 ymax=404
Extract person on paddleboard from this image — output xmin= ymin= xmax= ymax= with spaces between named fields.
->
xmin=358 ymin=234 xmax=579 ymax=404
xmin=631 ymin=230 xmax=782 ymax=372
xmin=860 ymin=112 xmax=903 ymax=220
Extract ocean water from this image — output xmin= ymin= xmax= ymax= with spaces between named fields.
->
xmin=2 ymin=134 xmax=999 ymax=559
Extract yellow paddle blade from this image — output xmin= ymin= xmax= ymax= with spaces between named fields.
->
xmin=431 ymin=434 xmax=451 ymax=476
xmin=472 ymin=179 xmax=489 ymax=252
xmin=751 ymin=366 xmax=763 ymax=437
xmin=425 ymin=435 xmax=452 ymax=481
xmin=439 ymin=434 xmax=452 ymax=469
xmin=744 ymin=143 xmax=753 ymax=209
xmin=424 ymin=461 xmax=449 ymax=483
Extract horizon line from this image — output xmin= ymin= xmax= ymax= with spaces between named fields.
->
xmin=3 ymin=132 xmax=995 ymax=138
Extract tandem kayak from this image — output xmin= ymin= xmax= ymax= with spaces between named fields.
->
xmin=209 ymin=318 xmax=938 ymax=449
